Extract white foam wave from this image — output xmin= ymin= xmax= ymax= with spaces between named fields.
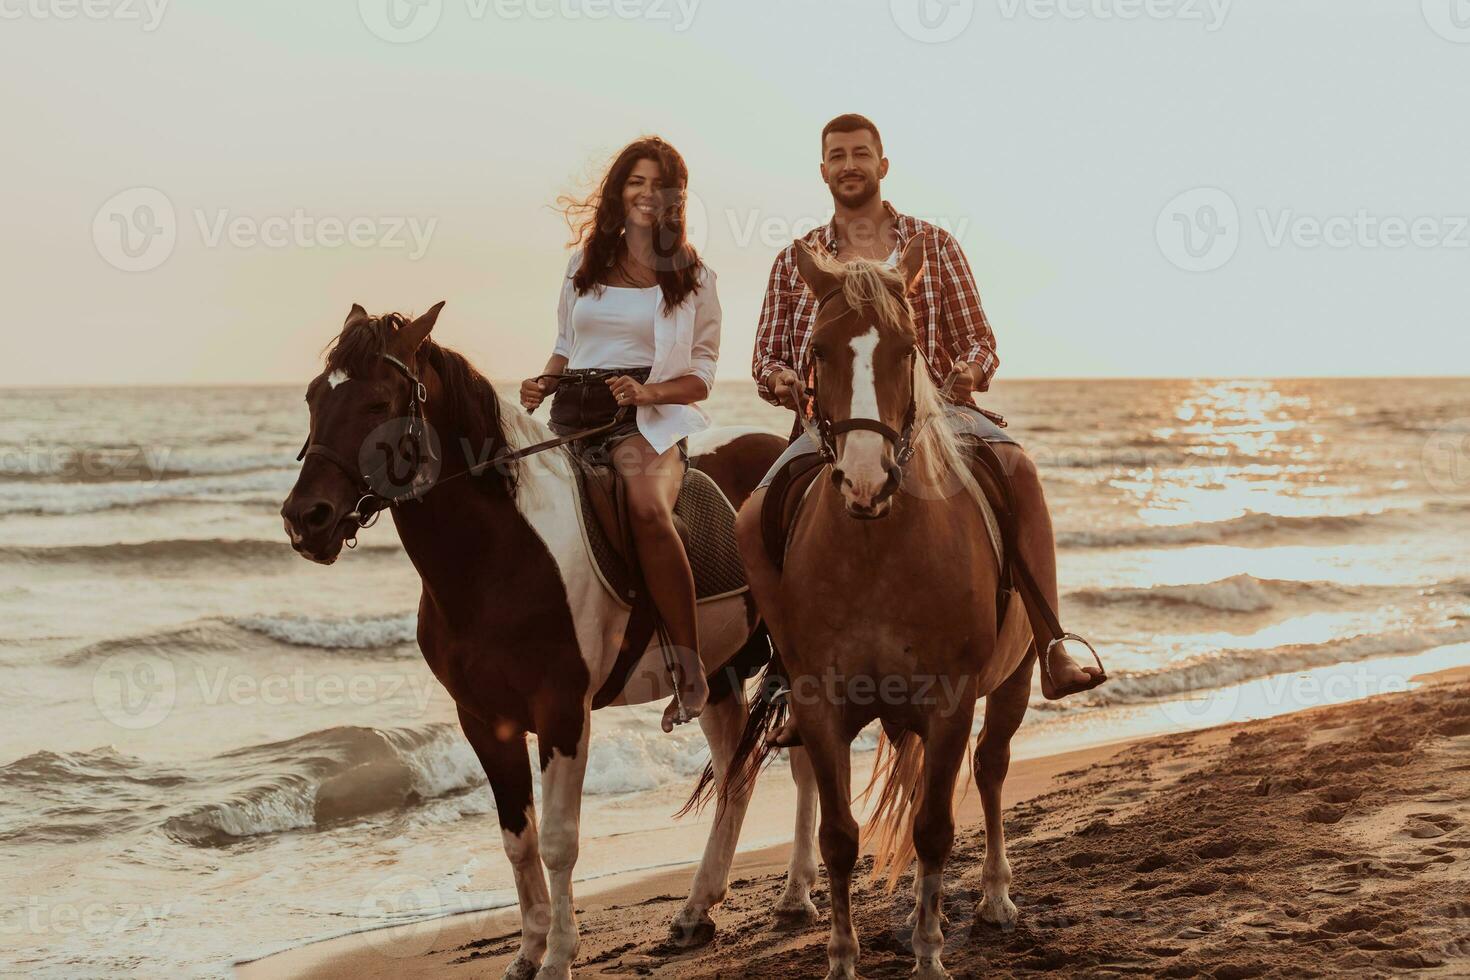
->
xmin=231 ymin=614 xmax=418 ymax=650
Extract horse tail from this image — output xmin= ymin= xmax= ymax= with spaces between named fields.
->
xmin=860 ymin=728 xmax=928 ymax=893
xmin=677 ymin=631 xmax=785 ymax=818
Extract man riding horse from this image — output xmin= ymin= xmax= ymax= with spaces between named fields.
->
xmin=735 ymin=114 xmax=1106 ymax=746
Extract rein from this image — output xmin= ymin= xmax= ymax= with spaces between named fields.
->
xmin=296 ymin=357 xmax=621 ymax=543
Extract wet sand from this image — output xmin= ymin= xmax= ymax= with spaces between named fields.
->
xmin=239 ymin=668 xmax=1470 ymax=978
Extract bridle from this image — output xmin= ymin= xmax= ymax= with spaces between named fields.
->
xmin=295 ymin=352 xmax=620 ymax=545
xmin=797 ymin=283 xmax=924 ymax=470
xmin=295 ymin=353 xmax=433 ymax=539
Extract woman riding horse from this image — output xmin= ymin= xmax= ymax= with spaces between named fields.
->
xmin=520 ymin=136 xmax=719 ymax=732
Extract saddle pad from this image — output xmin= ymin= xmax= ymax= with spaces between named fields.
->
xmin=576 ymin=465 xmax=749 ymax=609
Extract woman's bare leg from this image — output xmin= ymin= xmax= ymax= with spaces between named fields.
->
xmin=612 ymin=435 xmax=707 ymax=730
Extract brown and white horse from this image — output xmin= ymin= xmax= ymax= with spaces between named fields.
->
xmin=730 ymin=242 xmax=1035 ymax=979
xmin=280 ymin=302 xmax=810 ymax=980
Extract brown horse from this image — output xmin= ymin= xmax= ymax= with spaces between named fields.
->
xmin=280 ymin=302 xmax=803 ymax=980
xmin=730 ymin=242 xmax=1035 ymax=979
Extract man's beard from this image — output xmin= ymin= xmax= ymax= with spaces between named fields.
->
xmin=830 ymin=173 xmax=879 ymax=209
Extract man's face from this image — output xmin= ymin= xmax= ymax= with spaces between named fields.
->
xmin=821 ymin=129 xmax=887 ymax=208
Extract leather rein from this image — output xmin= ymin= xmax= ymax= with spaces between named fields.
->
xmin=295 ymin=356 xmax=621 ymax=544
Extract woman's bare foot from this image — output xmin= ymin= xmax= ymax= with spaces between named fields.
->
xmin=1040 ymin=638 xmax=1106 ymax=701
xmin=661 ymin=658 xmax=708 ymax=733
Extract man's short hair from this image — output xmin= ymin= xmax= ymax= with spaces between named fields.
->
xmin=821 ymin=114 xmax=883 ymax=157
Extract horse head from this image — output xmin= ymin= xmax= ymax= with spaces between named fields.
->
xmin=795 ymin=238 xmax=926 ymax=518
xmin=281 ymin=301 xmax=444 ymax=563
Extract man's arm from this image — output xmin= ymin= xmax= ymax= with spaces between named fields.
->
xmin=752 ymin=249 xmax=797 ymax=406
xmin=935 ymin=231 xmax=999 ymax=394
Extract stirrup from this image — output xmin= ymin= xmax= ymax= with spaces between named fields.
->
xmin=1041 ymin=633 xmax=1107 ymax=697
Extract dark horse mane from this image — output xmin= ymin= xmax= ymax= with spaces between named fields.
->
xmin=316 ymin=312 xmax=519 ymax=499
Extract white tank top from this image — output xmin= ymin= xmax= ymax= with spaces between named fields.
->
xmin=566 ymin=284 xmax=660 ymax=370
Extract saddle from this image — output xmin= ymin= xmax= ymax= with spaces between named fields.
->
xmin=574 ymin=457 xmax=749 ymax=609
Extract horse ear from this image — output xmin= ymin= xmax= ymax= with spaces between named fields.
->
xmin=794 ymin=241 xmax=839 ymax=299
xmin=898 ymin=237 xmax=926 ymax=294
xmin=398 ymin=301 xmax=445 ymax=352
xmin=345 ymin=303 xmax=368 ymax=326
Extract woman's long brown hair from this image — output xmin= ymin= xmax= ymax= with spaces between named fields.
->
xmin=562 ymin=136 xmax=703 ymax=314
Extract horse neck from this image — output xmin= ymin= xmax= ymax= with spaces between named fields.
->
xmin=387 ymin=395 xmax=584 ymax=588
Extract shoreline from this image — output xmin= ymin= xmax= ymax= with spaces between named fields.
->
xmin=236 ymin=663 xmax=1470 ymax=979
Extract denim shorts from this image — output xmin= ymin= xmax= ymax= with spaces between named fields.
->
xmin=548 ymin=367 xmax=688 ymax=469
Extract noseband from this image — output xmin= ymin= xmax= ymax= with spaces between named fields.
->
xmin=806 ymin=284 xmax=920 ymax=470
xmin=295 ymin=353 xmax=431 ymax=538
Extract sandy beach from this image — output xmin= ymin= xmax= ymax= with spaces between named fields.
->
xmin=237 ymin=668 xmax=1470 ymax=978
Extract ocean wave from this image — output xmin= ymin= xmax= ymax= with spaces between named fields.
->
xmin=1068 ymin=574 xmax=1369 ymax=614
xmin=0 ymin=469 xmax=296 ymax=516
xmin=1058 ymin=509 xmax=1390 ymax=549
xmin=0 ymin=538 xmax=395 ymax=566
xmin=57 ymin=614 xmax=420 ymax=666
xmin=1084 ymin=622 xmax=1470 ymax=707
xmin=162 ymin=725 xmax=484 ymax=845
xmin=232 ymin=614 xmax=418 ymax=650
xmin=0 ymin=449 xmax=295 ymax=484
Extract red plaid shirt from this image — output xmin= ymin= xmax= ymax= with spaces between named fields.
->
xmin=752 ymin=201 xmax=999 ymax=406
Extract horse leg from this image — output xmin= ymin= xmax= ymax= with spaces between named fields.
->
xmin=800 ymin=711 xmax=860 ymax=980
xmin=910 ymin=693 xmax=976 ymax=980
xmin=532 ymin=698 xmax=592 ymax=980
xmin=774 ymin=745 xmax=820 ymax=926
xmin=974 ymin=649 xmax=1034 ymax=929
xmin=671 ymin=683 xmax=754 ymax=946
xmin=457 ymin=706 xmax=548 ymax=980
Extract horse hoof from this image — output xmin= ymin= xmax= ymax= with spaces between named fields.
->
xmin=772 ymin=899 xmax=817 ymax=930
xmin=668 ymin=910 xmax=716 ymax=948
xmin=531 ymin=963 xmax=570 ymax=980
xmin=977 ymin=895 xmax=1018 ymax=931
xmin=911 ymin=963 xmax=952 ymax=980
xmin=500 ymin=954 xmax=538 ymax=980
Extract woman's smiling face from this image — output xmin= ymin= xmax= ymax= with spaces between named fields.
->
xmin=621 ymin=157 xmax=664 ymax=230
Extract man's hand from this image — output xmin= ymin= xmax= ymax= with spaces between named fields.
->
xmin=766 ymin=367 xmax=802 ymax=410
xmin=520 ymin=376 xmax=555 ymax=412
xmin=946 ymin=361 xmax=978 ymax=403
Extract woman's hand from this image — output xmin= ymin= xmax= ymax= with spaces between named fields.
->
xmin=606 ymin=375 xmax=658 ymax=408
xmin=520 ymin=376 xmax=556 ymax=412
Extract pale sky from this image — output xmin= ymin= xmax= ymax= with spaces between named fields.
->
xmin=2 ymin=0 xmax=1467 ymax=387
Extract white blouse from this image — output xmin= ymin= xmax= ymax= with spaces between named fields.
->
xmin=553 ymin=249 xmax=721 ymax=455
xmin=565 ymin=284 xmax=659 ymax=370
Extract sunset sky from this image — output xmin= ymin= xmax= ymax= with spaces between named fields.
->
xmin=3 ymin=1 xmax=1467 ymax=387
